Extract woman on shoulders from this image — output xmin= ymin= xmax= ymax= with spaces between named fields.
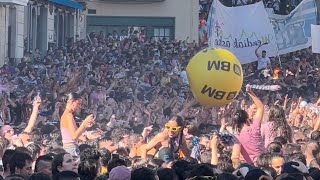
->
xmin=141 ymin=115 xmax=190 ymax=160
xmin=229 ymin=85 xmax=265 ymax=165
xmin=60 ymin=93 xmax=95 ymax=156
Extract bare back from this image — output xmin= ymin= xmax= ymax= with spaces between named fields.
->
xmin=60 ymin=111 xmax=77 ymax=144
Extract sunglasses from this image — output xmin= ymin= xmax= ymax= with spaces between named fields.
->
xmin=165 ymin=123 xmax=181 ymax=132
xmin=187 ymin=176 xmax=217 ymax=180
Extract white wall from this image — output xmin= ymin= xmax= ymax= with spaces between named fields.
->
xmin=14 ymin=5 xmax=24 ymax=58
xmin=8 ymin=5 xmax=24 ymax=60
xmin=0 ymin=6 xmax=9 ymax=65
xmin=87 ymin=0 xmax=199 ymax=42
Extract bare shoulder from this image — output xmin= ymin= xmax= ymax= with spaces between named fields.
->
xmin=61 ymin=112 xmax=73 ymax=125
xmin=62 ymin=112 xmax=73 ymax=119
xmin=154 ymin=131 xmax=168 ymax=142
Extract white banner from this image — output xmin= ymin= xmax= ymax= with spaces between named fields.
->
xmin=207 ymin=0 xmax=278 ymax=64
xmin=269 ymin=0 xmax=317 ymax=55
xmin=311 ymin=25 xmax=320 ymax=53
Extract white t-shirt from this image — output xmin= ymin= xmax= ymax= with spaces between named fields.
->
xmin=180 ymin=70 xmax=189 ymax=85
xmin=257 ymin=56 xmax=271 ymax=70
xmin=266 ymin=8 xmax=274 ymax=14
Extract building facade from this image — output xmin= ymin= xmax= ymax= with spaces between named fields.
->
xmin=24 ymin=0 xmax=86 ymax=56
xmin=0 ymin=0 xmax=85 ymax=66
xmin=85 ymin=0 xmax=199 ymax=42
xmin=0 ymin=0 xmax=28 ymax=65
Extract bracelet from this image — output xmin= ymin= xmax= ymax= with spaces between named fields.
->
xmin=303 ymin=173 xmax=311 ymax=176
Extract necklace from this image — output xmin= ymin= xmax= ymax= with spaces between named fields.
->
xmin=65 ymin=108 xmax=73 ymax=113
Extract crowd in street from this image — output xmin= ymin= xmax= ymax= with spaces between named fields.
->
xmin=0 ymin=1 xmax=319 ymax=179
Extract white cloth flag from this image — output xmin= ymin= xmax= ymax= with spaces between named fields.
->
xmin=311 ymin=25 xmax=320 ymax=53
xmin=207 ymin=0 xmax=278 ymax=64
xmin=269 ymin=0 xmax=317 ymax=55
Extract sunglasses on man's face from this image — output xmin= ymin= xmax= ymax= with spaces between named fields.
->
xmin=187 ymin=176 xmax=217 ymax=180
xmin=165 ymin=123 xmax=181 ymax=132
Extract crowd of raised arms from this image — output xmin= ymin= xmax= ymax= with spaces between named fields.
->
xmin=0 ymin=2 xmax=319 ymax=179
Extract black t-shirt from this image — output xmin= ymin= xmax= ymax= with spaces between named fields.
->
xmin=8 ymin=103 xmax=22 ymax=125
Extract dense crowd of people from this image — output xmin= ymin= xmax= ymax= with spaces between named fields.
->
xmin=0 ymin=2 xmax=319 ymax=179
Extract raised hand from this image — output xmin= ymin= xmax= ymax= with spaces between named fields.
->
xmin=33 ymin=96 xmax=42 ymax=108
xmin=246 ymin=84 xmax=252 ymax=93
xmin=83 ymin=114 xmax=95 ymax=128
xmin=142 ymin=125 xmax=153 ymax=139
xmin=210 ymin=134 xmax=219 ymax=149
xmin=221 ymin=117 xmax=227 ymax=127
xmin=285 ymin=94 xmax=289 ymax=100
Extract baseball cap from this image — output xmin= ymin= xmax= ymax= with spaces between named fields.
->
xmin=109 ymin=166 xmax=131 ymax=180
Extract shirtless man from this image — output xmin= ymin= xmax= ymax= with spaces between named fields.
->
xmin=296 ymin=57 xmax=312 ymax=77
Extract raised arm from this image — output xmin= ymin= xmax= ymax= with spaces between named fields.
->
xmin=24 ymin=96 xmax=41 ymax=133
xmin=7 ymin=97 xmax=17 ymax=108
xmin=296 ymin=62 xmax=302 ymax=75
xmin=283 ymin=94 xmax=289 ymax=111
xmin=313 ymin=116 xmax=320 ymax=132
xmin=255 ymin=44 xmax=262 ymax=57
xmin=141 ymin=133 xmax=164 ymax=160
xmin=210 ymin=135 xmax=219 ymax=165
xmin=255 ymin=43 xmax=268 ymax=57
xmin=231 ymin=143 xmax=241 ymax=168
xmin=246 ymin=85 xmax=264 ymax=123
xmin=26 ymin=89 xmax=35 ymax=100
xmin=67 ymin=114 xmax=94 ymax=141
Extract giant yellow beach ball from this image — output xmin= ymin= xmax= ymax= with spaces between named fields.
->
xmin=186 ymin=48 xmax=243 ymax=107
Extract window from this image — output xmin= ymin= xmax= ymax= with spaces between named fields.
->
xmin=88 ymin=9 xmax=96 ymax=14
xmin=153 ymin=27 xmax=171 ymax=41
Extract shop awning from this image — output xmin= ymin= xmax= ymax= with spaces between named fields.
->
xmin=0 ymin=0 xmax=29 ymax=6
xmin=49 ymin=0 xmax=83 ymax=10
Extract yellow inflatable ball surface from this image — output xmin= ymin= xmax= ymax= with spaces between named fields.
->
xmin=186 ymin=48 xmax=243 ymax=107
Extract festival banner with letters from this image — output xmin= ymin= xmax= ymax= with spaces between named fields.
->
xmin=207 ymin=0 xmax=278 ymax=64
xmin=269 ymin=0 xmax=317 ymax=55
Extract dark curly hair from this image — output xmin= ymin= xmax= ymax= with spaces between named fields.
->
xmin=231 ymin=110 xmax=249 ymax=133
xmin=269 ymin=105 xmax=293 ymax=142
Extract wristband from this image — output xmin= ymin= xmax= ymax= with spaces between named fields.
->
xmin=303 ymin=173 xmax=311 ymax=176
